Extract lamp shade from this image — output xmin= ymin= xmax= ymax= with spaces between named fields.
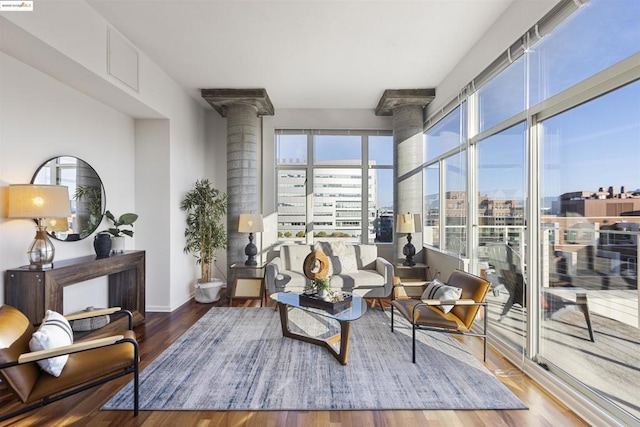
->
xmin=238 ymin=213 xmax=264 ymax=233
xmin=8 ymin=185 xmax=71 ymax=219
xmin=396 ymin=213 xmax=415 ymax=234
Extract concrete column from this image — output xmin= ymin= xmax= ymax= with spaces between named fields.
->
xmin=201 ymin=89 xmax=274 ymax=288
xmin=226 ymin=103 xmax=259 ymax=270
xmin=376 ymin=89 xmax=435 ymax=264
xmin=393 ymin=104 xmax=425 ymax=263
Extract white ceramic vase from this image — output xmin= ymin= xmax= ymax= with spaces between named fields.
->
xmin=111 ymin=236 xmax=125 ymax=253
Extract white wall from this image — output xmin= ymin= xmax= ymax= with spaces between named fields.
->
xmin=205 ymin=111 xmax=229 ymax=279
xmin=135 ymin=119 xmax=170 ymax=310
xmin=0 ymin=52 xmax=135 ymax=312
xmin=0 ymin=2 xmax=217 ymax=313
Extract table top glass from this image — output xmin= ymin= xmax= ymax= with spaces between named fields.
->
xmin=271 ymin=292 xmax=367 ymax=322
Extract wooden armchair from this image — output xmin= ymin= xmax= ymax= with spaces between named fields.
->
xmin=0 ymin=305 xmax=139 ymax=422
xmin=391 ymin=270 xmax=490 ymax=363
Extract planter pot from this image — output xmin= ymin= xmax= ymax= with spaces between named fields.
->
xmin=195 ymin=278 xmax=224 ymax=303
xmin=317 ymin=288 xmax=329 ymax=299
xmin=111 ymin=236 xmax=125 ymax=253
xmin=93 ymin=233 xmax=112 ymax=258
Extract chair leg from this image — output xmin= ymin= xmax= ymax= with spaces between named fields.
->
xmin=133 ymin=343 xmax=140 ymax=416
xmin=377 ymin=298 xmax=385 ymax=312
xmin=412 ymin=323 xmax=416 ymax=363
xmin=499 ymin=291 xmax=516 ymax=320
xmin=483 ymin=307 xmax=488 ymax=362
xmin=390 ymin=304 xmax=394 ymax=332
xmin=576 ymin=293 xmax=594 ymax=342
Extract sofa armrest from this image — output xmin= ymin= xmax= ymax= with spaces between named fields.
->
xmin=375 ymin=257 xmax=394 ymax=297
xmin=265 ymin=257 xmax=283 ymax=295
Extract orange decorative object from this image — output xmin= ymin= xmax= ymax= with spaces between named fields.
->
xmin=303 ymin=250 xmax=330 ymax=279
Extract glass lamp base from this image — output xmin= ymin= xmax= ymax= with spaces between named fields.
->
xmin=27 ymin=225 xmax=55 ymax=269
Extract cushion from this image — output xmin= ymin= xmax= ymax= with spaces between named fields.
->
xmin=336 ymin=245 xmax=358 ymax=273
xmin=421 ymin=278 xmax=463 ymax=314
xmin=314 ymin=241 xmax=359 ymax=274
xmin=282 ymin=244 xmax=313 ymax=271
xmin=29 ymin=310 xmax=74 ymax=377
xmin=357 ymin=244 xmax=378 ymax=269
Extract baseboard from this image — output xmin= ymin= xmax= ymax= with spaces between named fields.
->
xmin=146 ymin=292 xmax=198 ymax=313
xmin=145 ymin=305 xmax=173 ymax=312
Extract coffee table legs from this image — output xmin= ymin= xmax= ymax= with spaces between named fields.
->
xmin=277 ymin=302 xmax=351 ymax=365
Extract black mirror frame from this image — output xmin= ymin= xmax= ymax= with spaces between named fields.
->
xmin=31 ymin=156 xmax=106 ymax=241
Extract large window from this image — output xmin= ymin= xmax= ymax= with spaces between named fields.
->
xmin=444 ymin=151 xmax=467 ymax=256
xmin=276 ymin=169 xmax=306 ymax=241
xmin=369 ymin=135 xmax=394 ymax=243
xmin=423 ymin=163 xmax=440 ymax=248
xmin=478 ymin=56 xmax=526 ymax=132
xmin=276 ymin=131 xmax=393 ymax=244
xmin=425 ymin=105 xmax=464 ymax=160
xmin=476 ymin=122 xmax=527 ymax=353
xmin=539 ymin=81 xmax=640 ymax=419
xmin=529 ymin=0 xmax=640 ymax=106
xmin=422 ymin=0 xmax=639 ymax=422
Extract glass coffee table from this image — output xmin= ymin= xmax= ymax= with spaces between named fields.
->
xmin=271 ymin=292 xmax=367 ymax=365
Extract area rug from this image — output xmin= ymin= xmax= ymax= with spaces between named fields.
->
xmin=102 ymin=307 xmax=526 ymax=411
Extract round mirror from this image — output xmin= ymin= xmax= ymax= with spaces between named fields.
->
xmin=31 ymin=156 xmax=106 ymax=241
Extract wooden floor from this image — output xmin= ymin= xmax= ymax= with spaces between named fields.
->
xmin=0 ymin=297 xmax=588 ymax=427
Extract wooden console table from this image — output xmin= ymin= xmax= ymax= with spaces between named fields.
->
xmin=5 ymin=250 xmax=145 ymax=327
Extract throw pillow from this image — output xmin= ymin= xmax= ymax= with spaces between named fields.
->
xmin=337 ymin=245 xmax=358 ymax=273
xmin=29 ymin=310 xmax=74 ymax=377
xmin=421 ymin=278 xmax=463 ymax=314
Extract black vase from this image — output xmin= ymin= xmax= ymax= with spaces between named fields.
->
xmin=94 ymin=233 xmax=112 ymax=258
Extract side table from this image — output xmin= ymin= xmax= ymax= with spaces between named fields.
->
xmin=394 ymin=262 xmax=430 ymax=298
xmin=229 ymin=262 xmax=266 ymax=306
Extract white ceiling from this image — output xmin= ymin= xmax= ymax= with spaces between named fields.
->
xmin=87 ymin=0 xmax=514 ymax=111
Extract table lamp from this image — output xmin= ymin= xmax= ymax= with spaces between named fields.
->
xmin=396 ymin=213 xmax=416 ymax=266
xmin=238 ymin=213 xmax=264 ymax=266
xmin=8 ymin=184 xmax=71 ymax=269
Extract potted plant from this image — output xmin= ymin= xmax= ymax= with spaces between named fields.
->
xmin=74 ymin=185 xmax=103 ymax=238
xmin=180 ymin=179 xmax=228 ymax=303
xmin=102 ymin=210 xmax=138 ymax=253
xmin=313 ymin=276 xmax=331 ymax=299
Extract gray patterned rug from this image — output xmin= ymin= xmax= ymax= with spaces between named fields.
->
xmin=102 ymin=306 xmax=526 ymax=411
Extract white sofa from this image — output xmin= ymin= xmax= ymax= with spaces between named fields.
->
xmin=265 ymin=243 xmax=394 ymax=298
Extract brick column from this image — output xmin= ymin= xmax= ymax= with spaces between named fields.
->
xmin=376 ymin=89 xmax=435 ymax=264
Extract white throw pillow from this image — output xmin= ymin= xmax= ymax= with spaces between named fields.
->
xmin=29 ymin=310 xmax=74 ymax=377
xmin=337 ymin=245 xmax=358 ymax=273
xmin=421 ymin=278 xmax=463 ymax=314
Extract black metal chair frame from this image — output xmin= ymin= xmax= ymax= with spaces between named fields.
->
xmin=391 ymin=286 xmax=489 ymax=363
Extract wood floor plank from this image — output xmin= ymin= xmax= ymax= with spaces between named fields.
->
xmin=0 ymin=297 xmax=588 ymax=426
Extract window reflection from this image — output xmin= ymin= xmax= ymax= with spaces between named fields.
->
xmin=540 ymin=80 xmax=640 ymax=419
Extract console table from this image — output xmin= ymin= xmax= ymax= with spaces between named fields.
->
xmin=5 ymin=250 xmax=145 ymax=328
